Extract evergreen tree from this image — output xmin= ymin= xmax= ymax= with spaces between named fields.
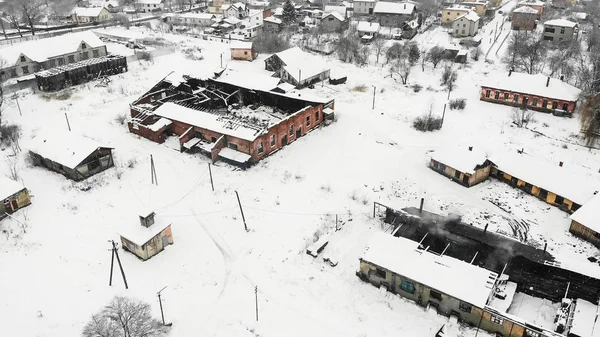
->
xmin=282 ymin=0 xmax=297 ymax=26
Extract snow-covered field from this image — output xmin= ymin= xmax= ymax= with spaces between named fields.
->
xmin=1 ymin=13 xmax=600 ymax=337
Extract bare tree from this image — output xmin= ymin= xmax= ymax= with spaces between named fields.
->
xmin=385 ymin=42 xmax=402 ymax=64
xmin=441 ymin=65 xmax=457 ymax=99
xmin=406 ymin=41 xmax=420 ymax=66
xmin=580 ymin=93 xmax=600 ymax=146
xmin=428 ymin=45 xmax=445 ymax=68
xmin=470 ymin=46 xmax=482 ymax=61
xmin=421 ymin=48 xmax=428 ymax=71
xmin=511 ymin=106 xmax=535 ymax=128
xmin=82 ymin=296 xmax=169 ymax=337
xmin=391 ymin=55 xmax=411 ymax=84
xmin=372 ymin=38 xmax=387 ymax=64
xmin=6 ymin=156 xmax=18 ymax=180
xmin=505 ymin=31 xmax=547 ymax=74
xmin=7 ymin=0 xmax=45 ymax=36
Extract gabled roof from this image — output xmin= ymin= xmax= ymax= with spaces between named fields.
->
xmin=357 ymin=20 xmax=380 ymax=33
xmin=0 ymin=176 xmax=26 ymax=201
xmin=324 ymin=5 xmax=346 ymax=17
xmin=455 ymin=10 xmax=480 ymax=22
xmin=544 ymin=18 xmax=577 ymax=28
xmin=271 ymin=47 xmax=330 ymax=82
xmin=518 ymin=0 xmax=545 ymax=5
xmin=264 ymin=16 xmax=282 ymax=24
xmin=29 ymin=132 xmax=111 ymax=170
xmin=361 ymin=232 xmax=498 ymax=308
xmin=119 ymin=222 xmax=171 ymax=247
xmin=72 ymin=6 xmax=107 ymax=17
xmin=224 ymin=16 xmax=241 ymax=25
xmin=178 ymin=12 xmax=216 ymax=20
xmin=322 ymin=12 xmax=345 ymax=22
xmin=0 ymin=31 xmax=104 ymax=65
xmin=513 ymin=6 xmax=538 ymax=14
xmin=481 ymin=72 xmax=581 ymax=102
xmin=230 ymin=40 xmax=253 ymax=49
xmin=570 ymin=193 xmax=600 ymax=233
xmin=136 ymin=0 xmax=163 ymax=4
xmin=373 ymin=1 xmax=415 ymax=14
xmin=430 ymin=146 xmax=490 ymax=175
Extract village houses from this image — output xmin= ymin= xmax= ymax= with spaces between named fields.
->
xmin=223 ymin=2 xmax=249 ymax=19
xmin=353 ymin=0 xmax=376 ymax=15
xmin=516 ymin=0 xmax=545 ymax=17
xmin=357 ymin=21 xmax=381 ymax=38
xmin=324 ymin=5 xmax=347 ymax=18
xmin=164 ymin=12 xmax=217 ymax=27
xmin=263 ymin=16 xmax=282 ymax=33
xmin=442 ymin=5 xmax=473 ymax=24
xmin=264 ymin=47 xmax=331 ymax=89
xmin=230 ymin=41 xmax=255 ymax=61
xmin=373 ymin=2 xmax=416 ymax=27
xmin=135 ymin=0 xmax=164 ymax=13
xmin=119 ymin=210 xmax=173 ymax=261
xmin=542 ymin=19 xmax=578 ymax=43
xmin=569 ymin=193 xmax=600 ymax=248
xmin=320 ymin=12 xmax=346 ymax=32
xmin=480 ymin=71 xmax=581 ymax=114
xmin=71 ymin=6 xmax=112 ymax=24
xmin=429 ymin=146 xmax=493 ymax=187
xmin=0 ymin=31 xmax=107 ymax=79
xmin=511 ymin=6 xmax=538 ymax=30
xmin=457 ymin=1 xmax=488 ymax=17
xmin=0 ymin=176 xmax=31 ymax=219
xmin=452 ymin=11 xmax=480 ymax=37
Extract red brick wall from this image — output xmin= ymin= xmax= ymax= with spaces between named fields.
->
xmin=127 ymin=121 xmax=170 ymax=144
xmin=211 ymin=135 xmax=226 ymax=162
xmin=480 ymin=86 xmax=577 ymax=113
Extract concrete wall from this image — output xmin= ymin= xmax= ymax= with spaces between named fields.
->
xmin=0 ymin=189 xmax=32 ymax=215
xmin=453 ymin=17 xmax=478 ymax=36
xmin=442 ymin=9 xmax=470 ymax=23
xmin=543 ymin=24 xmax=577 ymax=43
xmin=511 ymin=12 xmax=537 ymax=30
xmin=570 ymin=220 xmax=600 ymax=248
xmin=430 ymin=159 xmax=491 ymax=187
xmin=120 ymin=224 xmax=173 ymax=261
xmin=231 ymin=48 xmax=254 ymax=61
xmin=321 ymin=16 xmax=344 ymax=32
xmin=480 ymin=86 xmax=578 ymax=113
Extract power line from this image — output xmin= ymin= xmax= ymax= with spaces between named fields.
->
xmin=155 ymin=169 xmax=210 ymax=213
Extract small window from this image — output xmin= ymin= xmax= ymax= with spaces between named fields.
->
xmin=513 ymin=94 xmax=519 ymax=103
xmin=21 ymin=66 xmax=29 ymax=74
xmin=257 ymin=141 xmax=264 ymax=154
xmin=560 ymin=27 xmax=565 ymax=34
xmin=525 ymin=329 xmax=540 ymax=337
xmin=68 ymin=55 xmax=75 ymax=63
xmin=459 ymin=301 xmax=472 ymax=313
xmin=10 ymin=68 xmax=17 ymax=77
xmin=211 ymin=137 xmax=217 ymax=142
xmin=490 ymin=314 xmax=504 ymax=325
xmin=58 ymin=58 xmax=65 ymax=65
xmin=315 ymin=110 xmax=319 ymax=121
xmin=429 ymin=290 xmax=442 ymax=301
xmin=542 ymin=99 xmax=548 ymax=108
xmin=555 ymin=195 xmax=565 ymax=205
xmin=504 ymin=92 xmax=509 ymax=100
xmin=82 ymin=52 xmax=89 ymax=60
xmin=244 ymin=51 xmax=248 ymax=55
xmin=81 ymin=43 xmax=87 ymax=49
xmin=93 ymin=50 xmax=99 ymax=58
xmin=562 ymin=102 xmax=569 ymax=111
xmin=20 ymin=55 xmax=26 ymax=62
xmin=462 ymin=30 xmax=465 ymax=34
xmin=494 ymin=91 xmax=500 ymax=99
xmin=306 ymin=116 xmax=310 ymax=127
xmin=485 ymin=89 xmax=491 ymax=98
xmin=532 ymin=97 xmax=538 ymax=106
xmin=375 ymin=268 xmax=386 ymax=278
xmin=552 ymin=101 xmax=558 ymax=109
xmin=270 ymin=134 xmax=275 ymax=147
xmin=400 ymin=280 xmax=415 ymax=294
xmin=454 ymin=170 xmax=461 ymax=179
xmin=229 ymin=143 xmax=238 ymax=150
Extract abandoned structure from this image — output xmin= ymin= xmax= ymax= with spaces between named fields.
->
xmin=28 ymin=133 xmax=114 ymax=181
xmin=511 ymin=6 xmax=538 ymax=31
xmin=230 ymin=41 xmax=256 ymax=61
xmin=35 ymin=55 xmax=127 ymax=92
xmin=119 ymin=210 xmax=173 ymax=260
xmin=264 ymin=47 xmax=330 ymax=89
xmin=0 ymin=177 xmax=31 ymax=219
xmin=429 ymin=146 xmax=493 ymax=187
xmin=365 ymin=206 xmax=600 ymax=337
xmin=128 ymin=71 xmax=335 ymax=167
xmin=569 ymin=193 xmax=600 ymax=248
xmin=480 ymin=72 xmax=581 ymax=114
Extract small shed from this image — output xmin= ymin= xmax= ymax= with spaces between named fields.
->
xmin=119 ymin=210 xmax=173 ymax=260
xmin=230 ymin=41 xmax=256 ymax=61
xmin=0 ymin=176 xmax=31 ymax=218
xmin=569 ymin=193 xmax=600 ymax=248
xmin=429 ymin=146 xmax=493 ymax=187
xmin=28 ymin=132 xmax=114 ymax=181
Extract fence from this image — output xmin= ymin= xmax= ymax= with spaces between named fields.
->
xmin=126 ymin=46 xmax=176 ymax=63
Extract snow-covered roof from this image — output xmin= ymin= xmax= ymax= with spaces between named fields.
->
xmin=214 ymin=66 xmax=280 ymax=92
xmin=373 ymin=1 xmax=415 ymax=15
xmin=481 ymin=72 xmax=581 ymax=102
xmin=461 ymin=1 xmax=488 ymax=5
xmin=544 ymin=19 xmax=577 ymax=28
xmin=230 ymin=40 xmax=253 ymax=49
xmin=361 ymin=232 xmax=498 ymax=308
xmin=492 ymin=151 xmax=600 ymax=206
xmin=153 ymin=102 xmax=265 ymax=142
xmin=137 ymin=0 xmax=163 ymax=4
xmin=322 ymin=12 xmax=345 ymax=22
xmin=447 ymin=4 xmax=472 ymax=11
xmin=72 ymin=6 xmax=107 ymax=17
xmin=357 ymin=21 xmax=380 ymax=33
xmin=28 ymin=132 xmax=110 ymax=170
xmin=0 ymin=176 xmax=26 ymax=200
xmin=276 ymin=82 xmax=296 ymax=93
xmin=518 ymin=0 xmax=545 ymax=5
xmin=355 ymin=0 xmax=377 ymax=2
xmin=224 ymin=16 xmax=241 ymax=25
xmin=219 ymin=147 xmax=252 ymax=163
xmin=568 ymin=299 xmax=600 ymax=337
xmin=178 ymin=12 xmax=216 ymax=20
xmin=119 ymin=223 xmax=171 ymax=247
xmin=430 ymin=146 xmax=489 ymax=175
xmin=0 ymin=31 xmax=104 ymax=65
xmin=513 ymin=6 xmax=538 ymax=14
xmin=324 ymin=5 xmax=346 ymax=17
xmin=570 ymin=193 xmax=600 ymax=233
xmin=148 ymin=117 xmax=172 ymax=132
xmin=90 ymin=0 xmax=119 ymax=8
xmin=272 ymin=47 xmax=330 ymax=82
xmin=572 ymin=12 xmax=588 ymax=20
xmin=456 ymin=11 xmax=479 ymax=22
xmin=264 ymin=16 xmax=282 ymax=24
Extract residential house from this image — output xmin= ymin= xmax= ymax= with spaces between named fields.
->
xmin=452 ymin=11 xmax=479 ymax=37
xmin=127 ymin=71 xmax=335 ymax=167
xmin=373 ymin=2 xmax=416 ymax=27
xmin=480 ymin=71 xmax=581 ymax=114
xmin=356 ymin=20 xmax=380 ymax=37
xmin=429 ymin=146 xmax=493 ymax=187
xmin=569 ymin=193 xmax=600 ymax=248
xmin=511 ymin=6 xmax=538 ymax=31
xmin=0 ymin=31 xmax=107 ymax=79
xmin=320 ymin=12 xmax=346 ymax=32
xmin=72 ymin=6 xmax=112 ymax=23
xmin=264 ymin=47 xmax=331 ymax=88
xmin=458 ymin=1 xmax=487 ymax=17
xmin=119 ymin=211 xmax=173 ymax=261
xmin=516 ymin=0 xmax=544 ymax=17
xmin=571 ymin=12 xmax=588 ymax=22
xmin=230 ymin=41 xmax=255 ymax=61
xmin=263 ymin=16 xmax=282 ymax=33
xmin=490 ymin=151 xmax=599 ymax=213
xmin=165 ymin=13 xmax=217 ymax=26
xmin=0 ymin=176 xmax=31 ymax=218
xmin=224 ymin=2 xmax=249 ymax=19
xmin=542 ymin=19 xmax=578 ymax=43
xmin=135 ymin=0 xmax=164 ymax=13
xmin=353 ymin=0 xmax=377 ymax=15
xmin=28 ymin=132 xmax=114 ymax=181
xmin=442 ymin=5 xmax=472 ymax=24
xmin=324 ymin=5 xmax=347 ymax=18
xmin=89 ymin=0 xmax=121 ymax=13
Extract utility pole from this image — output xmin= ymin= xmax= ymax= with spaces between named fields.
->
xmin=235 ymin=191 xmax=248 ymax=232
xmin=208 ymin=163 xmax=214 ymax=192
xmin=13 ymin=95 xmax=22 ymax=116
xmin=157 ymin=286 xmax=167 ymax=326
xmin=255 ymin=285 xmax=259 ymax=321
xmin=65 ymin=113 xmax=71 ymax=131
xmin=372 ymin=85 xmax=376 ymax=110
xmin=108 ymin=240 xmax=129 ymax=289
xmin=441 ymin=103 xmax=447 ymax=126
xmin=151 ymin=154 xmax=158 ymax=185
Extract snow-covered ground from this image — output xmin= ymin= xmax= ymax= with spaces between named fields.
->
xmin=1 ymin=11 xmax=600 ymax=337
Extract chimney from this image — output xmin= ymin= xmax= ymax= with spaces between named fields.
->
xmin=544 ymin=242 xmax=547 ymax=253
xmin=419 ymin=197 xmax=424 ymax=212
xmin=483 ymin=223 xmax=488 ymax=234
xmin=139 ymin=211 xmax=156 ymax=228
xmin=560 ymin=75 xmax=565 ymax=81
xmin=468 ymin=146 xmax=473 ymax=151
xmin=508 ymin=69 xmax=512 ymax=76
xmin=546 ymin=76 xmax=550 ymax=87
xmin=559 ymin=161 xmax=563 ymax=167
